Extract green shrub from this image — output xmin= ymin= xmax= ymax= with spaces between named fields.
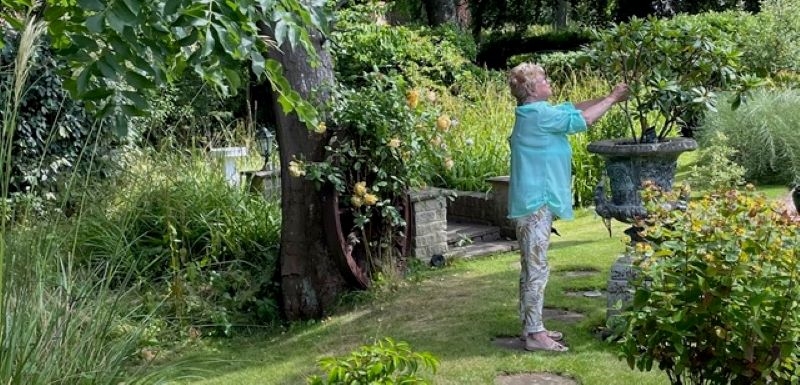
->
xmin=296 ymin=73 xmax=450 ymax=280
xmin=686 ymin=131 xmax=745 ymax=192
xmin=332 ymin=3 xmax=476 ymax=88
xmin=620 ymin=184 xmax=800 ymax=385
xmin=307 ymin=338 xmax=439 ymax=385
xmin=435 ymin=73 xmax=511 ymax=192
xmin=0 ymin=21 xmax=118 ymax=205
xmin=76 ymin=149 xmax=282 ymax=334
xmin=132 ymin=69 xmax=249 ymax=149
xmin=745 ymin=0 xmax=800 ymax=77
xmin=697 ymin=88 xmax=800 ymax=185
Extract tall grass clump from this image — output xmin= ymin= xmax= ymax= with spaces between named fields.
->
xmin=698 ymin=88 xmax=800 ymax=185
xmin=76 ymin=148 xmax=283 ymax=336
xmin=0 ymin=15 xmax=189 ymax=385
xmin=436 ymin=73 xmax=513 ymax=192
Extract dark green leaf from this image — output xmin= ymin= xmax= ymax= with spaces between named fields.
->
xmin=86 ymin=13 xmax=105 ymax=33
xmin=163 ymin=0 xmax=181 ymax=15
xmin=82 ymin=87 xmax=114 ymax=101
xmin=76 ymin=63 xmax=96 ymax=95
xmin=71 ymin=35 xmax=99 ymax=52
xmin=201 ymin=27 xmax=214 ymax=57
xmin=120 ymin=104 xmax=146 ymax=116
xmin=113 ymin=113 xmax=129 ymax=136
xmin=122 ymin=0 xmax=141 ymax=15
xmin=251 ymin=51 xmax=265 ymax=77
xmin=122 ymin=91 xmax=148 ymax=109
xmin=77 ymin=0 xmax=105 ymax=12
xmin=110 ymin=1 xmax=138 ymax=26
xmin=123 ymin=71 xmax=155 ymax=90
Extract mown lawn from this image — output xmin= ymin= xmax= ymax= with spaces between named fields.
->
xmin=179 ymin=209 xmax=672 ymax=385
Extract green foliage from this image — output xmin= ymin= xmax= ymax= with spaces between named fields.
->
xmin=332 ymin=3 xmax=476 ymax=88
xmin=1 ymin=224 xmax=188 ymax=385
xmin=435 ymin=73 xmax=510 ymax=192
xmin=76 ymin=149 xmax=282 ymax=335
xmin=296 ymin=74 xmax=449 ymax=277
xmin=132 ymin=68 xmax=249 ymax=148
xmin=743 ymin=0 xmax=800 ymax=77
xmin=508 ymin=50 xmax=590 ymax=83
xmin=620 ymin=184 xmax=800 ymax=385
xmin=1 ymin=0 xmax=326 ymax=134
xmin=588 ymin=15 xmax=759 ymax=142
xmin=697 ymin=88 xmax=800 ymax=185
xmin=0 ymin=16 xmax=192 ymax=383
xmin=0 ymin=21 xmax=118 ymax=203
xmin=307 ymin=338 xmax=439 ymax=385
xmin=686 ymin=131 xmax=745 ymax=192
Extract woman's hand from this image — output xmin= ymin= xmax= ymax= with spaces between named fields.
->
xmin=610 ymin=83 xmax=630 ymax=103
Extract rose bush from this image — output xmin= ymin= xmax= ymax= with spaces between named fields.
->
xmin=290 ymin=73 xmax=452 ymax=276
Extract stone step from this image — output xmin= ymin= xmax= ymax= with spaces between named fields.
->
xmin=446 ymin=221 xmax=501 ymax=245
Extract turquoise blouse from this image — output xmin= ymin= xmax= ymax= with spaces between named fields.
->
xmin=508 ymin=101 xmax=587 ymax=220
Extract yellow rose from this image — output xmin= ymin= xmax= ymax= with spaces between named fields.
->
xmin=436 ymin=115 xmax=451 ymax=131
xmin=387 ymin=138 xmax=401 ymax=148
xmin=406 ymin=90 xmax=419 ymax=109
xmin=444 ymin=157 xmax=454 ymax=170
xmin=351 ymin=195 xmax=363 ymax=208
xmin=430 ymin=136 xmax=442 ymax=147
xmin=288 ymin=160 xmax=305 ymax=177
xmin=314 ymin=122 xmax=327 ymax=134
xmin=354 ymin=181 xmax=368 ymax=197
xmin=363 ymin=193 xmax=378 ymax=206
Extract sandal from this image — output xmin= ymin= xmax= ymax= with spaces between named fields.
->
xmin=524 ymin=337 xmax=569 ymax=352
xmin=520 ymin=330 xmax=563 ymax=341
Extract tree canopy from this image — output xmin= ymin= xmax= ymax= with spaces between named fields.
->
xmin=0 ymin=0 xmax=324 ymax=134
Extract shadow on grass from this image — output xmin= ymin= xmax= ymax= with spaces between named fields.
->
xmin=181 ymin=261 xmax=620 ymax=384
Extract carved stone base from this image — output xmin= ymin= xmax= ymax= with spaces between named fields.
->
xmin=606 ymin=253 xmax=637 ymax=321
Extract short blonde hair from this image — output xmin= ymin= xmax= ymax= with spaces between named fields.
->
xmin=508 ymin=62 xmax=545 ymax=104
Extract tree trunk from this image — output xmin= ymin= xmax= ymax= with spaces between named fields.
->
xmin=554 ymin=0 xmax=568 ymax=28
xmin=423 ymin=0 xmax=457 ymax=26
xmin=266 ymin=32 xmax=349 ymax=321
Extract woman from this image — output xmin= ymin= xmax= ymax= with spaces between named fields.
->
xmin=507 ymin=63 xmax=628 ymax=352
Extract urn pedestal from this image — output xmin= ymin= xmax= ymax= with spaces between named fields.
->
xmin=587 ymin=137 xmax=697 ymax=321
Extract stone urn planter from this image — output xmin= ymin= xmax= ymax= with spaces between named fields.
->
xmin=587 ymin=137 xmax=697 ymax=320
xmin=587 ymin=137 xmax=697 ymax=224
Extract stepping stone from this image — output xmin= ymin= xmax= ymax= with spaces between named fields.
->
xmin=492 ymin=336 xmax=526 ymax=351
xmin=564 ymin=290 xmax=605 ymax=298
xmin=562 ymin=270 xmax=598 ymax=278
xmin=496 ymin=373 xmax=578 ymax=385
xmin=543 ymin=308 xmax=585 ymax=322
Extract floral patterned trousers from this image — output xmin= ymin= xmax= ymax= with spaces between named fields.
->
xmin=516 ymin=206 xmax=553 ymax=335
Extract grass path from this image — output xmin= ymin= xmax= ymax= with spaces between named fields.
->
xmin=184 ymin=209 xmax=671 ymax=385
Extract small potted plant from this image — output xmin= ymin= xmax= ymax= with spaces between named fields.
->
xmin=586 ymin=16 xmax=760 ymax=224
